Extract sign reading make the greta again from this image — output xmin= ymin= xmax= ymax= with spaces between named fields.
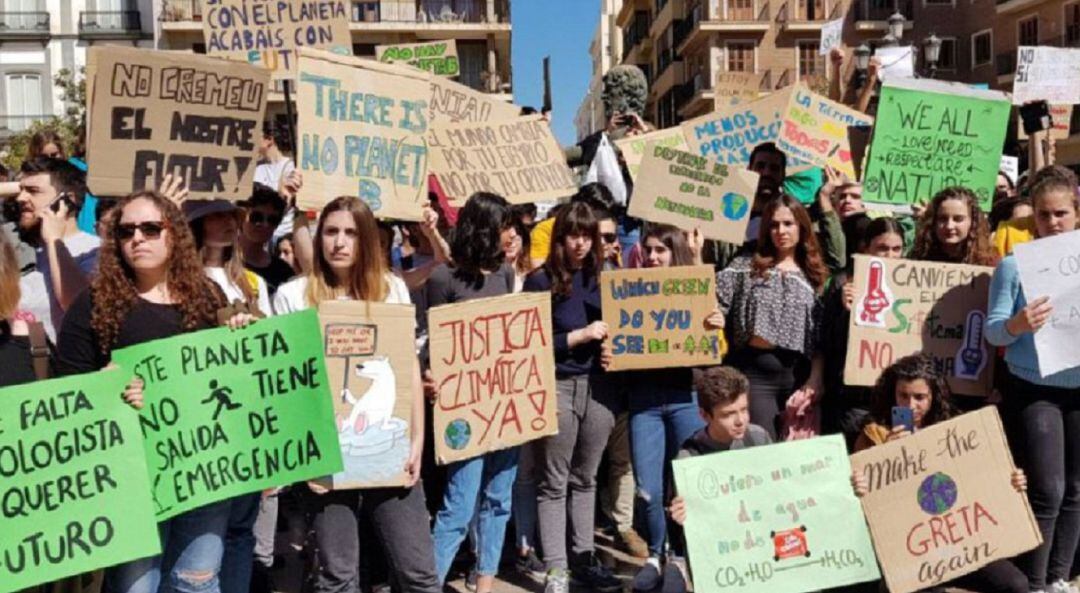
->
xmin=111 ymin=310 xmax=343 ymax=520
xmin=86 ymin=46 xmax=269 ymax=200
xmin=851 ymin=408 xmax=1041 ymax=593
xmin=0 ymin=371 xmax=160 ymax=593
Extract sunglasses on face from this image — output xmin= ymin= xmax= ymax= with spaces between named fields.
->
xmin=116 ymin=221 xmax=166 ymax=240
xmin=601 ymin=233 xmax=618 ymax=244
xmin=249 ymin=211 xmax=282 ymax=226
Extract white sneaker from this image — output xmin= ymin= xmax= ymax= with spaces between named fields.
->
xmin=1049 ymin=580 xmax=1079 ymax=593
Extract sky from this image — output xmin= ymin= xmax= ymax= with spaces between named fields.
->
xmin=512 ymin=0 xmax=600 ymax=146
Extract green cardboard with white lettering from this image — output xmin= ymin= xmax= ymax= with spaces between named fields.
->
xmin=112 ymin=309 xmax=343 ymax=520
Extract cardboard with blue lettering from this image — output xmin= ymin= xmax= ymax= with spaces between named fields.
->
xmin=200 ymin=0 xmax=353 ymax=79
xmin=627 ymin=144 xmax=759 ymax=243
xmin=851 ymin=407 xmax=1041 ymax=593
xmin=680 ymin=86 xmax=796 ymax=166
xmin=844 ymin=255 xmax=994 ymax=396
xmin=600 ymin=265 xmax=722 ymax=371
xmin=296 ymin=48 xmax=430 ymax=220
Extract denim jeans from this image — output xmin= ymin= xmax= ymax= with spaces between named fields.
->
xmin=513 ymin=440 xmax=539 ymax=551
xmin=1006 ymin=375 xmax=1080 ymax=590
xmin=432 ymin=447 xmax=519 ymax=581
xmin=104 ymin=500 xmax=231 ymax=593
xmin=307 ymin=484 xmax=440 ymax=593
xmin=537 ymin=375 xmax=619 ymax=570
xmin=628 ymin=384 xmax=704 ymax=557
xmin=219 ymin=493 xmax=260 ymax=593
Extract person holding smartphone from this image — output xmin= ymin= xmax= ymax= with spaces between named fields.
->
xmin=14 ymin=157 xmax=99 ymax=340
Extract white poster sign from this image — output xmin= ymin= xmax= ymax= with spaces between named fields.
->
xmin=1013 ymin=229 xmax=1080 ymax=376
xmin=820 ymin=18 xmax=844 ymax=55
xmin=1013 ymin=46 xmax=1080 ymax=105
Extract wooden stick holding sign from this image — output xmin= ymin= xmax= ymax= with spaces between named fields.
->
xmin=601 ymin=265 xmax=723 ymax=371
xmin=429 ymin=292 xmax=557 ymax=465
xmin=844 ymin=255 xmax=994 ymax=396
xmin=851 ymin=408 xmax=1041 ymax=593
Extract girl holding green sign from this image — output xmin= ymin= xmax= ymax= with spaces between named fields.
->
xmin=56 ymin=189 xmax=256 ymax=593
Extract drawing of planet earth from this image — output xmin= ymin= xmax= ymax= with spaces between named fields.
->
xmin=444 ymin=419 xmax=472 ymax=450
xmin=917 ymin=472 xmax=958 ymax=515
xmin=722 ymin=193 xmax=749 ymax=220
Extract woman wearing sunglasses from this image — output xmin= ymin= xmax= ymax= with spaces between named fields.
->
xmin=272 ymin=196 xmax=438 ymax=593
xmin=240 ymin=185 xmax=297 ymax=295
xmin=57 ymin=190 xmax=255 ymax=593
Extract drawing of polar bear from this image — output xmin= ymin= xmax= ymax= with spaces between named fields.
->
xmin=340 ymin=357 xmax=397 ymax=433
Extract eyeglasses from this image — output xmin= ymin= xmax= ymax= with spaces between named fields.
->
xmin=601 ymin=233 xmax=618 ymax=244
xmin=116 ymin=221 xmax=166 ymax=240
xmin=249 ymin=211 xmax=282 ymax=226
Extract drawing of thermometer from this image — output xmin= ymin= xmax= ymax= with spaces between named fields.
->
xmin=860 ymin=260 xmax=890 ymax=324
xmin=958 ymin=310 xmax=986 ymax=379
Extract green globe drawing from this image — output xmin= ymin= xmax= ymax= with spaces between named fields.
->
xmin=917 ymin=472 xmax=958 ymax=515
xmin=444 ymin=419 xmax=472 ymax=450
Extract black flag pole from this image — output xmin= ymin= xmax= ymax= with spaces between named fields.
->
xmin=282 ymin=79 xmax=298 ymax=157
xmin=542 ymin=56 xmax=552 ymax=114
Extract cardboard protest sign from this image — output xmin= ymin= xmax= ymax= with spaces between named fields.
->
xmin=682 ymin=87 xmax=806 ymax=167
xmin=777 ymin=84 xmax=872 ymax=179
xmin=200 ymin=0 xmax=352 ymax=79
xmin=429 ymin=292 xmax=557 ymax=464
xmin=317 ymin=301 xmax=416 ymax=489
xmin=1013 ymin=229 xmax=1080 ymax=377
xmin=862 ymin=78 xmax=1010 ymax=211
xmin=1013 ymin=46 xmax=1080 ymax=106
xmin=86 ymin=46 xmax=269 ymax=200
xmin=377 ymin=40 xmax=459 ymax=77
xmin=673 ymin=436 xmax=880 ymax=593
xmin=999 ymin=155 xmax=1018 ymax=186
xmin=613 ymin=126 xmax=690 ymax=183
xmin=713 ymin=72 xmax=762 ymax=109
xmin=876 ymin=46 xmax=915 ymax=82
xmin=819 ymin=18 xmax=843 ymax=55
xmin=844 ymin=255 xmax=994 ymax=396
xmin=0 ymin=370 xmax=160 ymax=593
xmin=296 ymin=49 xmax=430 ymax=220
xmin=1017 ymin=104 xmax=1073 ymax=140
xmin=851 ymin=408 xmax=1041 ymax=593
xmin=111 ymin=310 xmax=343 ymax=520
xmin=427 ymin=115 xmax=577 ymax=205
xmin=627 ymin=145 xmax=758 ymax=243
xmin=601 ymin=265 xmax=723 ymax=371
xmin=429 ymin=75 xmax=520 ymax=124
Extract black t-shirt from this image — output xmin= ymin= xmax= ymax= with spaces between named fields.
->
xmin=0 ymin=330 xmax=41 ymax=388
xmin=57 ymin=291 xmax=214 ymax=374
xmin=247 ymin=258 xmax=296 ymax=296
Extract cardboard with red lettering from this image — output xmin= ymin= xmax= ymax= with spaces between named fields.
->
xmin=85 ymin=46 xmax=269 ymax=200
xmin=428 ymin=292 xmax=557 ymax=464
xmin=200 ymin=0 xmax=353 ymax=79
xmin=777 ymin=84 xmax=873 ymax=179
xmin=844 ymin=255 xmax=994 ymax=396
xmin=601 ymin=265 xmax=723 ymax=371
xmin=317 ymin=301 xmax=416 ymax=489
xmin=1017 ymin=104 xmax=1073 ymax=140
xmin=850 ymin=407 xmax=1041 ymax=593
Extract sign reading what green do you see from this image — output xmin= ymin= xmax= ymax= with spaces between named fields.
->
xmin=112 ymin=309 xmax=344 ymax=520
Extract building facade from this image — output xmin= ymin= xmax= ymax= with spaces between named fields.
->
xmin=157 ymin=0 xmax=513 ymax=125
xmin=575 ymin=0 xmax=623 ymax=142
xmin=0 ymin=0 xmax=154 ymax=142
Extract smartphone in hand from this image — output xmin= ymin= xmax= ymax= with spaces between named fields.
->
xmin=891 ymin=406 xmax=915 ymax=433
xmin=1020 ymin=100 xmax=1052 ymax=136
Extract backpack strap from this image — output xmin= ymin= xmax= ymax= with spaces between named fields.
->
xmin=28 ymin=321 xmax=51 ymax=380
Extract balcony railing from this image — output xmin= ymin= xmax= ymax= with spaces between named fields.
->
xmin=0 ymin=11 xmax=49 ymax=34
xmin=622 ymin=10 xmax=652 ymax=60
xmin=708 ymin=0 xmax=771 ymax=20
xmin=351 ymin=0 xmax=508 ymax=24
xmin=161 ymin=0 xmax=202 ymax=21
xmin=777 ymin=0 xmax=831 ymax=22
xmin=79 ymin=11 xmax=141 ymax=34
xmin=656 ymin=48 xmax=678 ymax=77
xmin=853 ymin=0 xmax=913 ymax=21
xmin=0 ymin=115 xmax=49 ymax=134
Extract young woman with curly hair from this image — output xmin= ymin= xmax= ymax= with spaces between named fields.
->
xmin=987 ymin=166 xmax=1080 ymax=593
xmin=851 ymin=353 xmax=1029 ymax=593
xmin=272 ymin=196 xmax=439 ymax=593
xmin=56 ymin=190 xmax=255 ymax=593
xmin=717 ymin=194 xmax=827 ymax=441
xmin=524 ymin=200 xmax=622 ymax=593
xmin=911 ymin=187 xmax=997 ymax=266
xmin=422 ymin=193 xmax=521 ymax=593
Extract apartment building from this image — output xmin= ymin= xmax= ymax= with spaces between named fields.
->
xmin=158 ymin=0 xmax=513 ymax=123
xmin=0 ymin=0 xmax=154 ymax=143
xmin=575 ymin=0 xmax=623 ymax=142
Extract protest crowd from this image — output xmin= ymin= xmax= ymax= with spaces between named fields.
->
xmin=4 ymin=15 xmax=1080 ymax=593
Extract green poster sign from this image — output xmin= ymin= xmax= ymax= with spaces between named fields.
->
xmin=672 ymin=435 xmax=880 ymax=593
xmin=112 ymin=309 xmax=344 ymax=520
xmin=862 ymin=78 xmax=1010 ymax=211
xmin=0 ymin=370 xmax=160 ymax=593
